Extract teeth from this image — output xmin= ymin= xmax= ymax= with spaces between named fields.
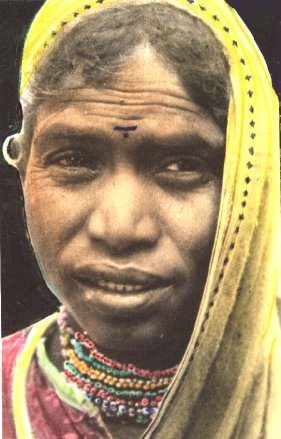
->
xmin=96 ymin=279 xmax=145 ymax=293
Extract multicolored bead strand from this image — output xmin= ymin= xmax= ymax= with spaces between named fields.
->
xmin=57 ymin=307 xmax=178 ymax=424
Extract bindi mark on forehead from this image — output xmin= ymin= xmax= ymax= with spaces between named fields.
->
xmin=113 ymin=125 xmax=138 ymax=138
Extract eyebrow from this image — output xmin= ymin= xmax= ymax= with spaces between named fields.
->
xmin=139 ymin=134 xmax=225 ymax=161
xmin=34 ymin=125 xmax=111 ymax=150
xmin=34 ymin=123 xmax=224 ymax=157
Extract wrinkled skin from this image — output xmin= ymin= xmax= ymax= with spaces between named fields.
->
xmin=19 ymin=46 xmax=225 ymax=372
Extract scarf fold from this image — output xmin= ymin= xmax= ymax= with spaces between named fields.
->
xmin=17 ymin=1 xmax=281 ymax=438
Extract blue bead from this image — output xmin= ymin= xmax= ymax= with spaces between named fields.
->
xmin=94 ymin=398 xmax=102 ymax=406
xmin=128 ymin=408 xmax=135 ymax=417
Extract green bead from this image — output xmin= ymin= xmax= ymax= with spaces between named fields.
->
xmin=145 ymin=392 xmax=151 ymax=397
xmin=108 ymin=387 xmax=115 ymax=394
xmin=106 ymin=410 xmax=115 ymax=417
xmin=137 ymin=391 xmax=143 ymax=398
xmin=136 ymin=415 xmax=148 ymax=424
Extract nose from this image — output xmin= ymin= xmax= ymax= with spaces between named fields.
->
xmin=87 ymin=173 xmax=160 ymax=253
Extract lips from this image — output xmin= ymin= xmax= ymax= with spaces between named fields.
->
xmin=74 ymin=263 xmax=172 ymax=294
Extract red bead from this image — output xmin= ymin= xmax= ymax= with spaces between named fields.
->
xmin=84 ymin=384 xmax=91 ymax=391
xmin=141 ymin=398 xmax=149 ymax=406
xmin=156 ymin=396 xmax=162 ymax=402
xmin=91 ymin=388 xmax=97 ymax=394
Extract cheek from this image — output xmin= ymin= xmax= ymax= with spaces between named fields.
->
xmin=22 ymin=171 xmax=88 ymax=271
xmin=160 ymin=186 xmax=221 ymax=265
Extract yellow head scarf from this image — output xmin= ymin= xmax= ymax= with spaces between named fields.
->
xmin=14 ymin=0 xmax=281 ymax=438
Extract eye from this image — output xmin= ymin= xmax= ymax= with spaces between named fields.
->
xmin=46 ymin=148 xmax=104 ymax=183
xmin=154 ymin=155 xmax=213 ymax=189
xmin=48 ymin=149 xmax=103 ymax=170
xmin=162 ymin=157 xmax=205 ymax=173
xmin=51 ymin=151 xmax=93 ymax=168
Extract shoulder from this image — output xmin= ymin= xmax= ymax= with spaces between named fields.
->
xmin=2 ymin=329 xmax=28 ymax=380
xmin=2 ymin=329 xmax=28 ymax=439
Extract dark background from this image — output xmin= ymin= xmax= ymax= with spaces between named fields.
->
xmin=1 ymin=0 xmax=280 ymax=336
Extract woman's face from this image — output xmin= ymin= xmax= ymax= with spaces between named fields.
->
xmin=21 ymin=47 xmax=225 ymax=355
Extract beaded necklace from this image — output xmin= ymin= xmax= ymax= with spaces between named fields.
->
xmin=58 ymin=307 xmax=178 ymax=424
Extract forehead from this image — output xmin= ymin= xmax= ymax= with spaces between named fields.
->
xmin=32 ymin=50 xmax=224 ymax=149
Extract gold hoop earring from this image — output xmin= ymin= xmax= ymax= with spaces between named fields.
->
xmin=2 ymin=134 xmax=21 ymax=167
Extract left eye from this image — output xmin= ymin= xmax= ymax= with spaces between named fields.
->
xmin=160 ymin=157 xmax=206 ymax=173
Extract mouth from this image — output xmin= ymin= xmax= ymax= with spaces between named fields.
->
xmin=86 ymin=279 xmax=151 ymax=293
xmin=75 ymin=264 xmax=172 ymax=294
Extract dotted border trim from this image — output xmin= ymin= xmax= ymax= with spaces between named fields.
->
xmin=181 ymin=0 xmax=256 ymax=369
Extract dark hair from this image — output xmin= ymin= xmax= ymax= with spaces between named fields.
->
xmin=21 ymin=2 xmax=230 ymax=150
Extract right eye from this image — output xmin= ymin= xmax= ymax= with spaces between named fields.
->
xmin=51 ymin=151 xmax=98 ymax=168
xmin=46 ymin=149 xmax=104 ymax=183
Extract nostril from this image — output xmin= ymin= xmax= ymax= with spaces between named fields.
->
xmin=87 ymin=207 xmax=160 ymax=253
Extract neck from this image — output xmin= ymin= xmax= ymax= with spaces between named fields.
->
xmin=93 ymin=338 xmax=186 ymax=371
xmin=47 ymin=323 xmax=187 ymax=372
xmin=48 ymin=306 xmax=194 ymax=372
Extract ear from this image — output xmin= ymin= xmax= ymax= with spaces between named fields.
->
xmin=2 ymin=134 xmax=23 ymax=169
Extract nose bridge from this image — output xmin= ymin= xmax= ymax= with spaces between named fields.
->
xmin=106 ymin=170 xmax=146 ymax=220
xmin=88 ymin=171 xmax=159 ymax=248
